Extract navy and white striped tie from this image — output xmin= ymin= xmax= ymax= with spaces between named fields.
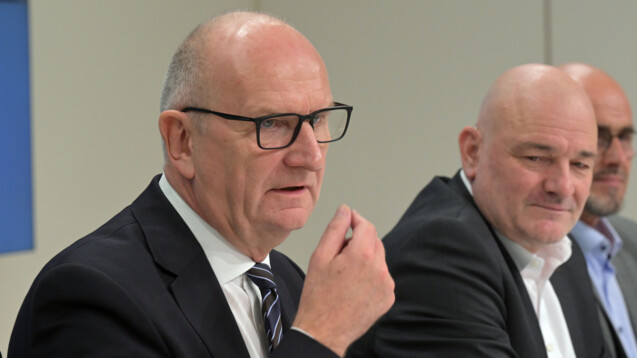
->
xmin=246 ymin=263 xmax=283 ymax=352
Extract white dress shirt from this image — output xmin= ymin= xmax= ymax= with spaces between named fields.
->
xmin=159 ymin=174 xmax=269 ymax=358
xmin=461 ymin=170 xmax=576 ymax=357
xmin=498 ymin=235 xmax=576 ymax=358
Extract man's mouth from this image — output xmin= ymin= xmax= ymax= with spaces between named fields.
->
xmin=271 ymin=185 xmax=308 ymax=193
xmin=531 ymin=203 xmax=571 ymax=213
xmin=280 ymin=186 xmax=304 ymax=191
xmin=593 ymin=169 xmax=626 ymax=182
xmin=594 ymin=175 xmax=624 ymax=183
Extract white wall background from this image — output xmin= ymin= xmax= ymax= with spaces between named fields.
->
xmin=1 ymin=0 xmax=636 ymax=354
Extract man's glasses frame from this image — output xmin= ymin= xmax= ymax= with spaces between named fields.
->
xmin=597 ymin=126 xmax=635 ymax=158
xmin=181 ymin=102 xmax=352 ymax=150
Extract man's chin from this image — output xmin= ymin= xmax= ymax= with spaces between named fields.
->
xmin=527 ymin=222 xmax=571 ymax=245
xmin=584 ymin=196 xmax=622 ymax=217
xmin=270 ymin=207 xmax=313 ymax=232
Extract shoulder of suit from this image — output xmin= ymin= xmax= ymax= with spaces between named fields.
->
xmin=608 ymin=215 xmax=637 ymax=251
xmin=608 ymin=215 xmax=637 ymax=232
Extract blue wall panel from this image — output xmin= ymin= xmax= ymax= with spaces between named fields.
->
xmin=0 ymin=0 xmax=33 ymax=253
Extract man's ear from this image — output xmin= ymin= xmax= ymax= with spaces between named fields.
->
xmin=458 ymin=125 xmax=482 ymax=180
xmin=158 ymin=110 xmax=195 ymax=179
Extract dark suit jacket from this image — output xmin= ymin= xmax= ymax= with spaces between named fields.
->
xmin=347 ymin=173 xmax=608 ymax=358
xmin=9 ymin=175 xmax=336 ymax=358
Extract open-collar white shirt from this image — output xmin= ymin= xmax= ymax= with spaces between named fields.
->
xmin=159 ymin=174 xmax=270 ymax=358
xmin=461 ymin=170 xmax=576 ymax=357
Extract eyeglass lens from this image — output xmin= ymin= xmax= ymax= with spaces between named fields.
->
xmin=258 ymin=108 xmax=349 ymax=149
xmin=598 ymin=128 xmax=634 ymax=156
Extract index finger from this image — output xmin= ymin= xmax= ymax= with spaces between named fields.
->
xmin=314 ymin=204 xmax=352 ymax=260
xmin=344 ymin=209 xmax=379 ymax=251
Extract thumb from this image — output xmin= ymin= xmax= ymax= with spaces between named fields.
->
xmin=313 ymin=204 xmax=352 ymax=261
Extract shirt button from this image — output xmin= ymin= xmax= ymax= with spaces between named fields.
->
xmin=618 ymin=326 xmax=624 ymax=334
xmin=546 ymin=343 xmax=553 ymax=352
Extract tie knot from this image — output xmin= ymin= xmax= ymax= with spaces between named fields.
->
xmin=246 ymin=263 xmax=276 ymax=290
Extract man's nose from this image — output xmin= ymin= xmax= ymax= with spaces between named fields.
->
xmin=283 ymin=122 xmax=325 ymax=171
xmin=544 ymin=162 xmax=575 ymax=198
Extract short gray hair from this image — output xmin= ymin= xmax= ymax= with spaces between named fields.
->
xmin=160 ymin=21 xmax=211 ymax=132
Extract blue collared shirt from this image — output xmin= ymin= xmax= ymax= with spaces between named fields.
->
xmin=571 ymin=219 xmax=637 ymax=358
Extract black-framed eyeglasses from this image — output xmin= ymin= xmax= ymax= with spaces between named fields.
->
xmin=181 ymin=102 xmax=352 ymax=150
xmin=598 ymin=126 xmax=635 ymax=158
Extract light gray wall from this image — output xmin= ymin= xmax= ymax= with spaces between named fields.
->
xmin=2 ymin=0 xmax=636 ymax=354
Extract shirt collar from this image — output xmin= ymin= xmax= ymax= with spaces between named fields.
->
xmin=498 ymin=231 xmax=572 ymax=281
xmin=460 ymin=169 xmax=473 ymax=195
xmin=158 ymin=174 xmax=270 ymax=285
xmin=571 ymin=218 xmax=623 ymax=260
xmin=497 ymin=234 xmax=534 ymax=270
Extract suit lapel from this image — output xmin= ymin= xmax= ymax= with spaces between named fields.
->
xmin=490 ymin=225 xmax=548 ymax=356
xmin=131 ymin=176 xmax=250 ymax=358
xmin=170 ymin=254 xmax=251 ymax=358
xmin=495 ymin=235 xmax=547 ymax=350
xmin=551 ymin=239 xmax=598 ymax=358
xmin=552 ymin=268 xmax=587 ymax=357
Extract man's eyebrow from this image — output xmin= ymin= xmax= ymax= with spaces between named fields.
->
xmin=513 ymin=143 xmax=555 ymax=152
xmin=577 ymin=150 xmax=597 ymax=159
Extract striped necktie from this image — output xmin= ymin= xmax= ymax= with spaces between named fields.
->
xmin=246 ymin=263 xmax=283 ymax=352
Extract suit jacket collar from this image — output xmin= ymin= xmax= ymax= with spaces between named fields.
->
xmin=552 ymin=238 xmax=606 ymax=358
xmin=448 ymin=170 xmax=475 ymax=204
xmin=130 ymin=175 xmax=251 ymax=358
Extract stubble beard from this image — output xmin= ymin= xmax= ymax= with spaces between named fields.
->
xmin=584 ymin=189 xmax=622 ymax=217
